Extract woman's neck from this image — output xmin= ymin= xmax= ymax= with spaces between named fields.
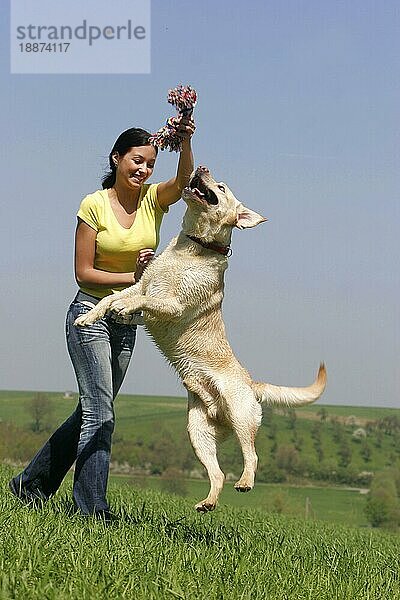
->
xmin=112 ymin=182 xmax=141 ymax=209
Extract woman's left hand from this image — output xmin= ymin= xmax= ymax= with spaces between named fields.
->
xmin=176 ymin=115 xmax=196 ymax=142
xmin=156 ymin=114 xmax=195 ymax=209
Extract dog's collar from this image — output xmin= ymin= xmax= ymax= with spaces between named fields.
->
xmin=186 ymin=235 xmax=232 ymax=257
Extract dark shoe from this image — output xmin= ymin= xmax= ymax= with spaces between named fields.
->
xmin=76 ymin=510 xmax=119 ymax=525
xmin=8 ymin=477 xmax=48 ymax=505
xmin=94 ymin=510 xmax=119 ymax=525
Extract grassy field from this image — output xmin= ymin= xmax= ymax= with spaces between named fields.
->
xmin=1 ymin=390 xmax=399 ymax=531
xmin=299 ymin=404 xmax=400 ymax=421
xmin=1 ymin=464 xmax=399 ymax=600
xmin=116 ymin=475 xmax=368 ymax=527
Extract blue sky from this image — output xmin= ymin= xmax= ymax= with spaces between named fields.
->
xmin=1 ymin=0 xmax=399 ymax=406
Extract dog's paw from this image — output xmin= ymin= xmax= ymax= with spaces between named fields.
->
xmin=234 ymin=480 xmax=253 ymax=493
xmin=74 ymin=312 xmax=99 ymax=327
xmin=195 ymin=499 xmax=216 ymax=512
xmin=109 ymin=298 xmax=135 ymax=316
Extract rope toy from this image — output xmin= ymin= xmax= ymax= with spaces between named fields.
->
xmin=149 ymin=85 xmax=197 ymax=152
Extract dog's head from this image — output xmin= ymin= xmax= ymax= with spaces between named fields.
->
xmin=182 ymin=166 xmax=267 ymax=244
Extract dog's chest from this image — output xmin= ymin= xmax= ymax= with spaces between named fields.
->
xmin=144 ymin=253 xmax=224 ymax=302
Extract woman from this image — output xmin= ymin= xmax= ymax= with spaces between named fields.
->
xmin=9 ymin=118 xmax=195 ymax=519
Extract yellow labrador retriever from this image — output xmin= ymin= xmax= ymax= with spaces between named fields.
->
xmin=75 ymin=166 xmax=326 ymax=512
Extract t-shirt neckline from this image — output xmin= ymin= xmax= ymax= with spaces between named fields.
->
xmin=105 ymin=186 xmax=145 ymax=231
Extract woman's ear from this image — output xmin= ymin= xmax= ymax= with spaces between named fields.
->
xmin=236 ymin=204 xmax=268 ymax=229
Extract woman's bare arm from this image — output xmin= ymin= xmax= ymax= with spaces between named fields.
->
xmin=157 ymin=118 xmax=195 ymax=210
xmin=74 ymin=219 xmax=136 ymax=289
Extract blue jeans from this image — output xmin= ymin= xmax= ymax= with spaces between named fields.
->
xmin=10 ymin=293 xmax=136 ymax=515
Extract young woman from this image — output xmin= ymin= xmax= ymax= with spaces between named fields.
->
xmin=9 ymin=119 xmax=195 ymax=520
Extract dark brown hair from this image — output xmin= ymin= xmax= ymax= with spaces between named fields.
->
xmin=102 ymin=128 xmax=157 ymax=189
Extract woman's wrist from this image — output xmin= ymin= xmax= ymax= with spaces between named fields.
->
xmin=133 ymin=270 xmax=140 ymax=283
xmin=133 ymin=264 xmax=145 ymax=283
xmin=181 ymin=136 xmax=192 ymax=149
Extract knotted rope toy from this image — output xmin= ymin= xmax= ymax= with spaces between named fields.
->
xmin=149 ymin=85 xmax=197 ymax=152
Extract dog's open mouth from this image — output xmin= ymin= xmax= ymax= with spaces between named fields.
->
xmin=189 ymin=176 xmax=219 ymax=205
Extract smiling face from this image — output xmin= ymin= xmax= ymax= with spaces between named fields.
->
xmin=113 ymin=145 xmax=157 ymax=191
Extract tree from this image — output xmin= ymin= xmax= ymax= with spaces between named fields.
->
xmin=267 ymin=421 xmax=277 ymax=441
xmin=27 ymin=393 xmax=54 ymax=432
xmin=330 ymin=417 xmax=342 ymax=443
xmin=311 ymin=421 xmax=322 ymax=440
xmin=365 ymin=469 xmax=400 ymax=528
xmin=374 ymin=428 xmax=383 ymax=449
xmin=361 ymin=441 xmax=372 ymax=463
xmin=287 ymin=408 xmax=297 ymax=430
xmin=270 ymin=440 xmax=278 ymax=456
xmin=276 ymin=445 xmax=304 ymax=475
xmin=257 ymin=458 xmax=286 ymax=483
xmin=292 ymin=432 xmax=304 ymax=452
xmin=147 ymin=426 xmax=196 ymax=474
xmin=314 ymin=440 xmax=324 ymax=462
xmin=393 ymin=433 xmax=400 ymax=456
xmin=338 ymin=439 xmax=352 ymax=468
xmin=376 ymin=416 xmax=400 ymax=436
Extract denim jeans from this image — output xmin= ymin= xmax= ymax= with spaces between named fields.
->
xmin=10 ymin=293 xmax=136 ymax=515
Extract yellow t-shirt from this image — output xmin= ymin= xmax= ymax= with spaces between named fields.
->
xmin=77 ymin=183 xmax=167 ymax=298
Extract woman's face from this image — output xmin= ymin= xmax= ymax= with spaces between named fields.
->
xmin=114 ymin=145 xmax=157 ymax=189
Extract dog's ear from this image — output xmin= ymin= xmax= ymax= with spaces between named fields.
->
xmin=235 ymin=205 xmax=267 ymax=229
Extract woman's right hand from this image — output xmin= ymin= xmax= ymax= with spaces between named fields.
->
xmin=134 ymin=248 xmax=155 ymax=281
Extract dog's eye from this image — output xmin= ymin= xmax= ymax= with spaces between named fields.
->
xmin=218 ymin=185 xmax=225 ymax=193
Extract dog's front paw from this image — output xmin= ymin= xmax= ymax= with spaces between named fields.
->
xmin=109 ymin=299 xmax=129 ymax=315
xmin=109 ymin=298 xmax=138 ymax=317
xmin=74 ymin=310 xmax=100 ymax=327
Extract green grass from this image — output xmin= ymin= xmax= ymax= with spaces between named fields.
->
xmin=1 ymin=465 xmax=399 ymax=600
xmin=300 ymin=404 xmax=400 ymax=420
xmin=119 ymin=475 xmax=369 ymax=527
xmin=1 ymin=390 xmax=400 ymax=533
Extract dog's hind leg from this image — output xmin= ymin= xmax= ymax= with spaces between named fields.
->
xmin=223 ymin=384 xmax=262 ymax=493
xmin=187 ymin=391 xmax=225 ymax=512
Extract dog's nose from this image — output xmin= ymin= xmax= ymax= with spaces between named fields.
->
xmin=197 ymin=165 xmax=209 ymax=173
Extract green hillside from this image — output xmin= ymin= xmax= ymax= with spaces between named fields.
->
xmin=1 ymin=390 xmax=399 ymax=529
xmin=1 ymin=390 xmax=398 ymax=483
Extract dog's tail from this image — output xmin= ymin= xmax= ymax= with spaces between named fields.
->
xmin=252 ymin=363 xmax=327 ymax=407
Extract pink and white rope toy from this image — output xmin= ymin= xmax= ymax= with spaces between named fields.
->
xmin=149 ymin=85 xmax=197 ymax=152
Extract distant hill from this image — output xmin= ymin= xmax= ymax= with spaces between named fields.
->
xmin=1 ymin=390 xmax=399 ymax=490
